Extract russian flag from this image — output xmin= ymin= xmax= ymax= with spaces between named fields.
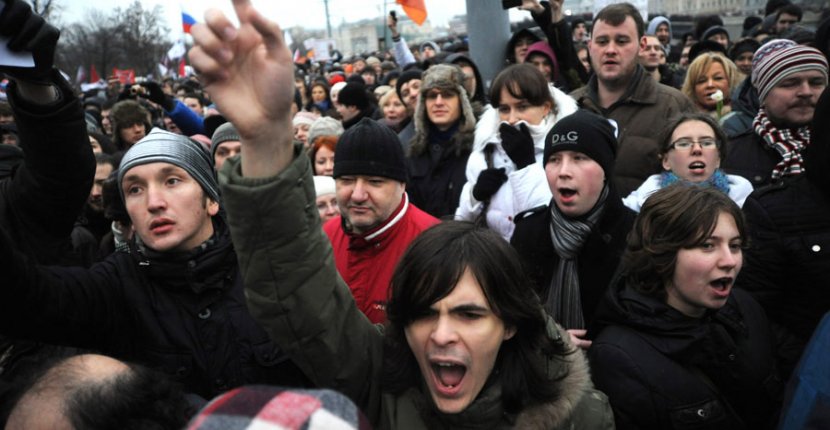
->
xmin=182 ymin=12 xmax=196 ymax=34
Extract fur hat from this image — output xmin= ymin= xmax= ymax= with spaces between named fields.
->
xmin=119 ymin=128 xmax=220 ymax=204
xmin=544 ymin=110 xmax=618 ymax=177
xmin=414 ymin=64 xmax=476 ymax=137
xmin=333 ymin=117 xmax=407 ymax=182
xmin=307 ymin=117 xmax=345 ymax=147
xmin=210 ymin=122 xmax=240 ymax=160
xmin=752 ymin=39 xmax=828 ymax=102
xmin=110 ymin=100 xmax=151 ymax=149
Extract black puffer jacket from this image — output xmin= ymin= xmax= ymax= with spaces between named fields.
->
xmin=0 ymin=219 xmax=310 ymax=399
xmin=511 ymin=192 xmax=636 ymax=330
xmin=736 ymin=88 xmax=830 ymax=348
xmin=589 ymin=281 xmax=785 ymax=430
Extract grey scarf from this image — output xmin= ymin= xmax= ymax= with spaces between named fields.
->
xmin=547 ymin=185 xmax=609 ymax=329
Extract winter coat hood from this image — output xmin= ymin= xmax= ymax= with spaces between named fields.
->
xmin=647 ymin=16 xmax=672 ymax=39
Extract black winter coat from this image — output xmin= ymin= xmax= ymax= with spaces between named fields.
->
xmin=406 ymin=125 xmax=472 ymax=219
xmin=511 ymin=194 xmax=636 ymax=330
xmin=589 ymin=281 xmax=785 ymax=430
xmin=0 ymin=72 xmax=94 ymax=266
xmin=0 ymin=220 xmax=310 ymax=399
xmin=736 ymin=88 xmax=830 ymax=350
xmin=723 ymin=130 xmax=781 ymax=188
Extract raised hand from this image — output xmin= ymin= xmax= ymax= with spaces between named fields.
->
xmin=0 ymin=0 xmax=60 ymax=84
xmin=189 ymin=0 xmax=295 ymax=176
xmin=519 ymin=0 xmax=545 ymax=14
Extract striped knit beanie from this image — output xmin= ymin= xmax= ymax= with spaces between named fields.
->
xmin=751 ymin=39 xmax=828 ymax=102
xmin=119 ymin=128 xmax=220 ymax=204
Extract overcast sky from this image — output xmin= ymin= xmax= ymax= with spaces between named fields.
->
xmin=56 ymin=0 xmax=527 ymax=36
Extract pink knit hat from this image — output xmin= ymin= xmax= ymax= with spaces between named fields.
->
xmin=751 ymin=39 xmax=828 ymax=102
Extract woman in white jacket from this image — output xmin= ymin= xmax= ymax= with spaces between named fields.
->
xmin=623 ymin=113 xmax=753 ymax=212
xmin=455 ymin=64 xmax=578 ymax=241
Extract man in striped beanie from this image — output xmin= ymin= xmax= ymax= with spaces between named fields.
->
xmin=724 ymin=39 xmax=828 ymax=187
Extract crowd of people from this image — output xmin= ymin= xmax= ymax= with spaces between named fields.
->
xmin=0 ymin=0 xmax=829 ymax=428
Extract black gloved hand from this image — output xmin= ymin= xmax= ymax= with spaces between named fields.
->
xmin=0 ymin=0 xmax=60 ymax=84
xmin=139 ymin=81 xmax=175 ymax=111
xmin=472 ymin=168 xmax=508 ymax=202
xmin=500 ymin=122 xmax=536 ymax=169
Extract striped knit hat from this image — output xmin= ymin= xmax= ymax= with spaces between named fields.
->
xmin=119 ymin=128 xmax=220 ymax=204
xmin=751 ymin=39 xmax=828 ymax=102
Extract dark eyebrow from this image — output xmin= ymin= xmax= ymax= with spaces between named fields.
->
xmin=449 ymin=304 xmax=490 ymax=314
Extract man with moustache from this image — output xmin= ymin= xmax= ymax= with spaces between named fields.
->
xmin=570 ymin=2 xmax=694 ymax=197
xmin=723 ymin=39 xmax=828 ymax=188
xmin=323 ymin=118 xmax=438 ymax=324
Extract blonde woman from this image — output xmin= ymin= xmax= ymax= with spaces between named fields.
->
xmin=681 ymin=52 xmax=742 ymax=119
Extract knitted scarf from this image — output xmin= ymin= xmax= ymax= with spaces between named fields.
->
xmin=753 ymin=107 xmax=812 ymax=180
xmin=659 ymin=169 xmax=731 ymax=195
xmin=547 ymin=185 xmax=609 ymax=329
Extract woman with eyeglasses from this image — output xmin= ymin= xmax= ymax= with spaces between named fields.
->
xmin=623 ymin=113 xmax=753 ymax=212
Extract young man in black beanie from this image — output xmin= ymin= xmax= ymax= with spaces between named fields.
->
xmin=511 ymin=110 xmax=636 ymax=349
xmin=323 ymin=117 xmax=438 ymax=324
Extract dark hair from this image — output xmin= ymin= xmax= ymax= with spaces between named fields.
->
xmin=621 ymin=185 xmax=747 ymax=298
xmin=89 ymin=131 xmax=117 ymax=154
xmin=306 ymin=80 xmax=332 ymax=103
xmin=594 ymin=3 xmax=644 ymax=39
xmin=776 ymin=4 xmax=802 ymax=21
xmin=489 ymin=64 xmax=557 ymax=117
xmin=95 ymin=152 xmax=116 ymax=168
xmin=3 ymin=355 xmax=194 ymax=430
xmin=383 ymin=221 xmax=573 ymax=413
xmin=658 ymin=112 xmax=729 ymax=162
xmin=66 ymin=364 xmax=194 ymax=429
xmin=182 ymin=92 xmax=205 ymax=107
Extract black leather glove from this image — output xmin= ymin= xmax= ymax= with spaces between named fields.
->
xmin=139 ymin=81 xmax=176 ymax=111
xmin=472 ymin=168 xmax=508 ymax=202
xmin=500 ymin=122 xmax=536 ymax=169
xmin=0 ymin=0 xmax=60 ymax=84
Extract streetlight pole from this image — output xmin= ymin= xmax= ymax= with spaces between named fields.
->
xmin=324 ymin=0 xmax=333 ymax=38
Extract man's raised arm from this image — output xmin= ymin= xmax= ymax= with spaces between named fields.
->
xmin=189 ymin=0 xmax=295 ymax=177
xmin=188 ymin=1 xmax=384 ymax=419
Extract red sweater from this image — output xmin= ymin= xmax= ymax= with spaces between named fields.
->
xmin=324 ymin=195 xmax=438 ymax=323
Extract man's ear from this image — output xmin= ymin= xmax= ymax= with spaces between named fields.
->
xmin=639 ymin=36 xmax=648 ymax=52
xmin=207 ymin=199 xmax=220 ymax=216
xmin=504 ymin=325 xmax=516 ymax=341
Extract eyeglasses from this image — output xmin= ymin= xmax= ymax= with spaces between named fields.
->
xmin=669 ymin=138 xmax=719 ymax=151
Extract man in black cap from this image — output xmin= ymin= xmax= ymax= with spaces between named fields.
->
xmin=0 ymin=128 xmax=311 ymax=400
xmin=512 ymin=110 xmax=636 ymax=349
xmin=323 ymin=118 xmax=438 ymax=324
xmin=334 ymin=82 xmax=376 ymax=130
xmin=394 ymin=68 xmax=423 ymax=151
